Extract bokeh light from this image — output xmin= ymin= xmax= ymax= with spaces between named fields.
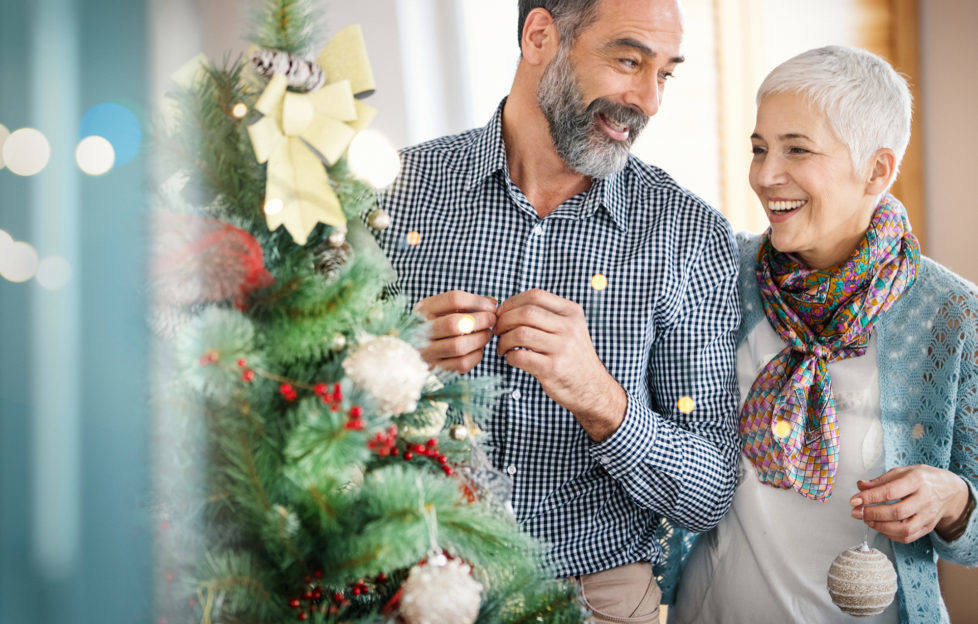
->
xmin=458 ymin=314 xmax=476 ymax=335
xmin=0 ymin=123 xmax=10 ymax=170
xmin=231 ymin=103 xmax=248 ymax=118
xmin=773 ymin=420 xmax=792 ymax=439
xmin=590 ymin=273 xmax=608 ymax=291
xmin=347 ymin=129 xmax=401 ymax=189
xmin=36 ymin=256 xmax=72 ymax=290
xmin=0 ymin=241 xmax=40 ymax=282
xmin=75 ymin=135 xmax=115 ymax=176
xmin=0 ymin=230 xmax=13 ymax=257
xmin=2 ymin=128 xmax=51 ymax=176
xmin=79 ymin=102 xmax=142 ymax=166
xmin=406 ymin=231 xmax=421 ymax=246
xmin=264 ymin=198 xmax=283 ymax=215
xmin=677 ymin=396 xmax=695 ymax=414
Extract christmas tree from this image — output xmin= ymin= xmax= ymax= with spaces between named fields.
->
xmin=151 ymin=1 xmax=586 ymax=622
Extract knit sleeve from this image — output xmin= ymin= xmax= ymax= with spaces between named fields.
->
xmin=930 ymin=288 xmax=978 ymax=564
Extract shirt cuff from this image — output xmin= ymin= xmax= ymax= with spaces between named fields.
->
xmin=588 ymin=393 xmax=656 ymax=479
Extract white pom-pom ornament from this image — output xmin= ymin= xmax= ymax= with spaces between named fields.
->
xmin=342 ymin=335 xmax=429 ymax=415
xmin=826 ymin=542 xmax=897 ymax=616
xmin=399 ymin=556 xmax=483 ymax=624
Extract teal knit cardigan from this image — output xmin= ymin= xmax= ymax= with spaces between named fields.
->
xmin=657 ymin=232 xmax=978 ymax=624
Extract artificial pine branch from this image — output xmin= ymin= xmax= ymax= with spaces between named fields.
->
xmin=251 ymin=0 xmax=320 ymax=55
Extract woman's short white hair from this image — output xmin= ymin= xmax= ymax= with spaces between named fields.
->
xmin=757 ymin=45 xmax=913 ymax=179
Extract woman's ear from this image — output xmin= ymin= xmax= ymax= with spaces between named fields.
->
xmin=521 ymin=8 xmax=560 ymax=66
xmin=866 ymin=148 xmax=897 ymax=195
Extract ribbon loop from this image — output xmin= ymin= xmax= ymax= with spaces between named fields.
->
xmin=247 ymin=25 xmax=376 ymax=245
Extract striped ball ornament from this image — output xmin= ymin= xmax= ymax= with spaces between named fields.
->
xmin=827 ymin=544 xmax=898 ymax=616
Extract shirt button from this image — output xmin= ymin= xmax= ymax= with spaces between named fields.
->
xmin=511 ymin=389 xmax=522 ymax=400
xmin=506 ymin=464 xmax=517 ymax=475
xmin=598 ymin=456 xmax=610 ymax=465
xmin=532 ymin=223 xmax=544 ymax=236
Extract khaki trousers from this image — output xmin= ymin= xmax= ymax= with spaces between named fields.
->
xmin=570 ymin=562 xmax=661 ymax=624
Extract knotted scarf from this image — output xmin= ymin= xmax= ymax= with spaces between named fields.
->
xmin=740 ymin=193 xmax=920 ymax=500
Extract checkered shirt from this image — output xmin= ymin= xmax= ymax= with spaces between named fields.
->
xmin=374 ymin=102 xmax=742 ymax=577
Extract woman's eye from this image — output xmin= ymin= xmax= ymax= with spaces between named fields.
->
xmin=751 ymin=145 xmax=766 ymax=156
xmin=658 ymin=71 xmax=674 ymax=82
xmin=787 ymin=146 xmax=810 ymax=155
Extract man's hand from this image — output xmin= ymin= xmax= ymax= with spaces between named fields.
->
xmin=414 ymin=290 xmax=497 ymax=374
xmin=494 ymin=289 xmax=626 ymax=442
xmin=850 ymin=465 xmax=972 ymax=543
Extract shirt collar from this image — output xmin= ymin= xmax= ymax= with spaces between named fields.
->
xmin=464 ymin=98 xmax=630 ymax=232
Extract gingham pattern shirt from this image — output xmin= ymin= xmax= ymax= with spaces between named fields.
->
xmin=375 ymin=103 xmax=742 ymax=577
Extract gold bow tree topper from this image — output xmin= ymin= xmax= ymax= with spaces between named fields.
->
xmin=247 ymin=25 xmax=377 ymax=245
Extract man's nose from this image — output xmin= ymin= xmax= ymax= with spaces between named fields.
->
xmin=626 ymin=78 xmax=661 ymax=117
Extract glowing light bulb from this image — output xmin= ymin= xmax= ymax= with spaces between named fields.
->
xmin=36 ymin=256 xmax=72 ymax=290
xmin=264 ymin=198 xmax=283 ymax=215
xmin=75 ymin=135 xmax=115 ymax=176
xmin=773 ymin=420 xmax=792 ymax=439
xmin=458 ymin=314 xmax=476 ymax=335
xmin=347 ymin=129 xmax=401 ymax=188
xmin=231 ymin=103 xmax=248 ymax=118
xmin=406 ymin=231 xmax=421 ymax=246
xmin=591 ymin=273 xmax=608 ymax=291
xmin=0 ymin=241 xmax=40 ymax=282
xmin=677 ymin=396 xmax=695 ymax=414
xmin=2 ymin=128 xmax=51 ymax=176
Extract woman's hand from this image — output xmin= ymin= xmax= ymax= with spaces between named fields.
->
xmin=850 ymin=465 xmax=972 ymax=543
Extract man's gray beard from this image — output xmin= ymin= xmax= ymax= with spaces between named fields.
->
xmin=537 ymin=47 xmax=648 ymax=179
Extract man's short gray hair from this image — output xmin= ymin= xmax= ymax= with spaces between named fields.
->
xmin=757 ymin=45 xmax=913 ymax=178
xmin=517 ymin=0 xmax=601 ymax=50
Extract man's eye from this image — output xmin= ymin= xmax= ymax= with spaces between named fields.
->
xmin=658 ymin=71 xmax=674 ymax=82
xmin=619 ymin=58 xmax=639 ymax=69
xmin=751 ymin=145 xmax=767 ymax=156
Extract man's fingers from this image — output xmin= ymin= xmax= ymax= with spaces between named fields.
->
xmin=419 ymin=330 xmax=492 ymax=362
xmin=496 ymin=325 xmax=557 ymax=356
xmin=415 ymin=290 xmax=497 ymax=320
xmin=494 ymin=304 xmax=561 ymax=336
xmin=498 ymin=288 xmax=581 ymax=317
xmin=503 ymin=346 xmax=549 ymax=377
xmin=432 ymin=350 xmax=488 ymax=375
xmin=428 ymin=311 xmax=496 ymax=340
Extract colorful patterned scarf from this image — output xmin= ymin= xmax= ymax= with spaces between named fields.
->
xmin=740 ymin=193 xmax=920 ymax=501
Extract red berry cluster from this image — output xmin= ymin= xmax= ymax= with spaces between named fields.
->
xmin=198 ymin=350 xmax=220 ymax=366
xmin=314 ymin=382 xmax=344 ymax=409
xmin=288 ymin=571 xmax=327 ymax=621
xmin=368 ymin=425 xmax=399 ymax=456
xmin=345 ymin=405 xmax=365 ymax=431
xmin=398 ymin=438 xmax=453 ymax=476
xmin=280 ymin=383 xmax=298 ymax=401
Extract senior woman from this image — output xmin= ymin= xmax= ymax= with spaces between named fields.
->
xmin=668 ymin=46 xmax=977 ymax=623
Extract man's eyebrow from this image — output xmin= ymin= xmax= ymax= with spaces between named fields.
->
xmin=604 ymin=37 xmax=685 ymax=64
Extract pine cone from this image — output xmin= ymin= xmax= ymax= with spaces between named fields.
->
xmin=313 ymin=241 xmax=353 ymax=281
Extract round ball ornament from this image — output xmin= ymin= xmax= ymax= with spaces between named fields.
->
xmin=399 ymin=557 xmax=482 ymax=624
xmin=367 ymin=208 xmax=392 ymax=230
xmin=328 ymin=227 xmax=347 ymax=248
xmin=826 ymin=543 xmax=897 ymax=616
xmin=342 ymin=335 xmax=429 ymax=415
